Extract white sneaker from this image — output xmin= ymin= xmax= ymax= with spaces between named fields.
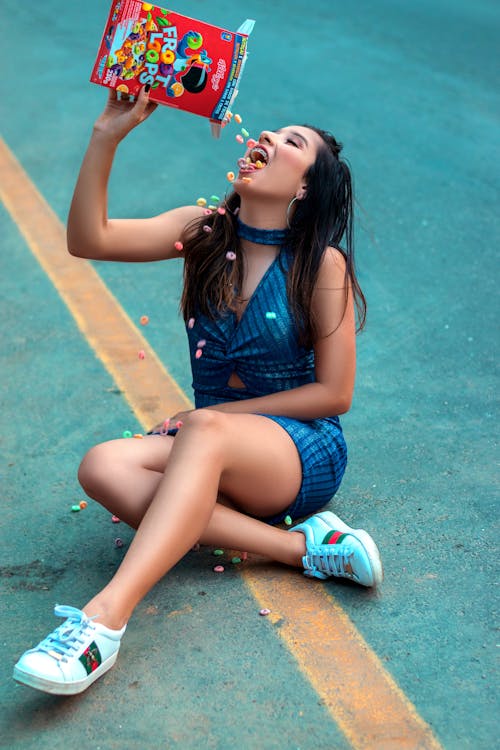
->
xmin=13 ymin=605 xmax=126 ymax=695
xmin=291 ymin=511 xmax=384 ymax=587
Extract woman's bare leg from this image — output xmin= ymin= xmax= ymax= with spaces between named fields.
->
xmin=81 ymin=410 xmax=306 ymax=629
xmin=78 ymin=434 xmax=304 ymax=562
xmin=77 ymin=434 xmax=176 ymax=528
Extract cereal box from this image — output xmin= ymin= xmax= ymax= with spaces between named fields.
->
xmin=90 ymin=1 xmax=255 ymax=136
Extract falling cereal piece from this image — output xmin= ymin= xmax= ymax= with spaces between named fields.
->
xmin=203 ymin=225 xmax=212 ymax=233
xmin=233 ymin=206 xmax=240 ymax=215
xmin=241 ymin=127 xmax=249 ymax=138
xmin=197 ymin=339 xmax=206 ymax=348
xmin=71 ymin=505 xmax=81 ymax=512
xmin=210 ymin=194 xmax=220 ymax=203
xmin=188 ymin=317 xmax=195 ymax=329
xmin=163 ymin=418 xmax=170 ymax=430
xmin=217 ymin=206 xmax=226 ymax=215
xmin=133 ymin=433 xmax=143 ymax=439
xmin=79 ymin=500 xmax=88 ymax=509
xmin=140 ymin=315 xmax=149 ymax=326
xmin=196 ymin=197 xmax=207 ymax=207
xmin=265 ymin=311 xmax=277 ymax=319
xmin=246 ymin=138 xmax=257 ymax=148
xmin=226 ymin=251 xmax=236 ymax=261
xmin=284 ymin=515 xmax=293 ymax=526
xmin=195 ymin=348 xmax=203 ymax=359
xmin=255 ymin=160 xmax=264 ymax=169
xmin=226 ymin=111 xmax=233 ymax=120
xmin=174 ymin=240 xmax=184 ymax=251
xmin=204 ymin=208 xmax=212 ymax=215
xmin=112 ymin=515 xmax=121 ymax=524
xmin=259 ymin=608 xmax=271 ymax=616
xmin=235 ymin=134 xmax=244 ymax=143
xmin=231 ymin=556 xmax=242 ymax=564
xmin=122 ymin=430 xmax=132 ymax=438
xmin=226 ymin=171 xmax=235 ymax=182
xmin=213 ymin=565 xmax=225 ymax=573
xmin=213 ymin=549 xmax=224 ymax=556
xmin=241 ymin=551 xmax=248 ymax=561
xmin=242 ymin=177 xmax=252 ymax=183
xmin=175 ymin=420 xmax=183 ymax=428
xmin=114 ymin=538 xmax=124 ymax=548
xmin=138 ymin=350 xmax=145 ymax=359
xmin=234 ymin=113 xmax=242 ymax=123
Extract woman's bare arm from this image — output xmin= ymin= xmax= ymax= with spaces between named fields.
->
xmin=67 ymin=87 xmax=204 ymax=261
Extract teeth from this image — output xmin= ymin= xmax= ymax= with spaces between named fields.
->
xmin=249 ymin=146 xmax=268 ymax=165
xmin=238 ymin=146 xmax=268 ymax=174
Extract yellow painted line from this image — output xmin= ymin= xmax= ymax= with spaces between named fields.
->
xmin=1 ymin=136 xmax=443 ymax=750
xmin=244 ymin=566 xmax=442 ymax=749
xmin=0 ymin=136 xmax=192 ymax=429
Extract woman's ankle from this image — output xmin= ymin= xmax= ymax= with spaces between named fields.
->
xmin=287 ymin=530 xmax=306 ymax=567
xmin=83 ymin=595 xmax=129 ymax=631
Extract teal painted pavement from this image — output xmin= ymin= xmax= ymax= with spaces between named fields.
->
xmin=1 ymin=0 xmax=499 ymax=748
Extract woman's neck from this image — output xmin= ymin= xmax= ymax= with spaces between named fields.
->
xmin=237 ymin=202 xmax=287 ymax=232
xmin=236 ymin=218 xmax=288 ymax=246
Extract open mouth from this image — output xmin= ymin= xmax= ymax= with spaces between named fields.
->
xmin=237 ymin=145 xmax=269 ymax=174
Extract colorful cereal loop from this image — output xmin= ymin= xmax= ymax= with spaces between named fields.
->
xmin=161 ymin=49 xmax=175 ymax=64
xmin=147 ymin=39 xmax=162 ymax=53
xmin=146 ymin=48 xmax=159 ymax=63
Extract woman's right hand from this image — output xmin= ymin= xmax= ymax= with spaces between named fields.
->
xmin=93 ymin=86 xmax=158 ymax=144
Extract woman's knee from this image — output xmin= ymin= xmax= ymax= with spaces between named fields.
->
xmin=78 ymin=440 xmax=121 ymax=494
xmin=181 ymin=408 xmax=226 ymax=434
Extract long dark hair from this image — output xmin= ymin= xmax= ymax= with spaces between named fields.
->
xmin=180 ymin=126 xmax=366 ymax=346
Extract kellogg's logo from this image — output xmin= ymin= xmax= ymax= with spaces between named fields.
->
xmin=211 ymin=59 xmax=227 ymax=91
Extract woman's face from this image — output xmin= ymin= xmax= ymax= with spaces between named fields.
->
xmin=234 ymin=125 xmax=323 ymax=202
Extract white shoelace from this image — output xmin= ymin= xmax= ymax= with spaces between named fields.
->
xmin=36 ymin=605 xmax=97 ymax=662
xmin=306 ymin=543 xmax=357 ymax=579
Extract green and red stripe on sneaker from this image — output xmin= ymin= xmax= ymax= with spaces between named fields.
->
xmin=322 ymin=530 xmax=348 ymax=545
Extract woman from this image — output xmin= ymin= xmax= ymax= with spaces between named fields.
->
xmin=13 ymin=86 xmax=383 ymax=696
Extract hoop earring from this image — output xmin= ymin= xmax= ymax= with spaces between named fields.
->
xmin=286 ymin=197 xmax=298 ymax=229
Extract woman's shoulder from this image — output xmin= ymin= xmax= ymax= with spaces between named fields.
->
xmin=316 ymin=246 xmax=347 ymax=285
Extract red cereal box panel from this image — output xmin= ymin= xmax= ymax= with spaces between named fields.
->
xmin=90 ymin=1 xmax=254 ymax=135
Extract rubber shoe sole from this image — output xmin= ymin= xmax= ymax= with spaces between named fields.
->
xmin=13 ymin=649 xmax=119 ymax=695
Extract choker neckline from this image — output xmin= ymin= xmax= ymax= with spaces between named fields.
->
xmin=236 ymin=218 xmax=288 ymax=245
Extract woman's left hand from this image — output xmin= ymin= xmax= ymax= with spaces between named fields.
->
xmin=149 ymin=410 xmax=194 ymax=434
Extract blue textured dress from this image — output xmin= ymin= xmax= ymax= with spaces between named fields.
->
xmin=186 ymin=246 xmax=347 ymax=525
